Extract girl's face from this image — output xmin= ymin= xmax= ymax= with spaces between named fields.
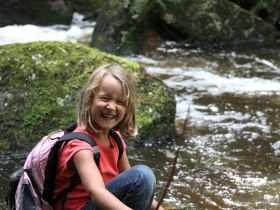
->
xmin=90 ymin=75 xmax=127 ymax=133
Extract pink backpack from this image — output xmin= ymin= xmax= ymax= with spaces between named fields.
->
xmin=5 ymin=122 xmax=123 ymax=210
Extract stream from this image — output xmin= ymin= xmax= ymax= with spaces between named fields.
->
xmin=0 ymin=14 xmax=280 ymax=209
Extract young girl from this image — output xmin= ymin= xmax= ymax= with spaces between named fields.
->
xmin=53 ymin=64 xmax=164 ymax=210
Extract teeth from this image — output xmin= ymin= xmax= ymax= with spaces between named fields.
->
xmin=102 ymin=113 xmax=114 ymax=119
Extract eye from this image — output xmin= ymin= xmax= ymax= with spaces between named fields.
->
xmin=99 ymin=95 xmax=109 ymax=101
xmin=117 ymin=99 xmax=126 ymax=105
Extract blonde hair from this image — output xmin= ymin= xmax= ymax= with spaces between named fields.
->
xmin=77 ymin=64 xmax=138 ymax=138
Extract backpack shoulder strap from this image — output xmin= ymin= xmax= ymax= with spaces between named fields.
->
xmin=58 ymin=132 xmax=94 ymax=146
xmin=52 ymin=131 xmax=100 ymax=208
xmin=109 ymin=130 xmax=124 ymax=161
xmin=58 ymin=132 xmax=100 ymax=165
xmin=63 ymin=122 xmax=123 ymax=161
xmin=53 ymin=125 xmax=123 ymax=209
xmin=64 ymin=121 xmax=78 ymax=134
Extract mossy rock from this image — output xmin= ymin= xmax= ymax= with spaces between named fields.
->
xmin=91 ymin=0 xmax=155 ymax=55
xmin=158 ymin=0 xmax=280 ymax=44
xmin=91 ymin=0 xmax=280 ymax=55
xmin=230 ymin=0 xmax=280 ymax=30
xmin=0 ymin=41 xmax=176 ymax=151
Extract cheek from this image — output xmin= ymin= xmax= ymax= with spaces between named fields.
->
xmin=118 ymin=110 xmax=127 ymax=123
xmin=91 ymin=100 xmax=104 ymax=111
xmin=90 ymin=102 xmax=101 ymax=117
xmin=89 ymin=106 xmax=96 ymax=120
xmin=119 ymin=106 xmax=127 ymax=115
xmin=116 ymin=106 xmax=126 ymax=121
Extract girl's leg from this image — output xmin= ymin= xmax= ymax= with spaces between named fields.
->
xmin=107 ymin=165 xmax=156 ymax=210
xmin=82 ymin=165 xmax=156 ymax=210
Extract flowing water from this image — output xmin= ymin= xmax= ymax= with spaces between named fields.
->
xmin=125 ymin=42 xmax=280 ymax=209
xmin=0 ymin=16 xmax=280 ymax=209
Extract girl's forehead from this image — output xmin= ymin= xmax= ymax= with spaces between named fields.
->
xmin=100 ymin=75 xmax=121 ymax=86
xmin=98 ymin=75 xmax=126 ymax=95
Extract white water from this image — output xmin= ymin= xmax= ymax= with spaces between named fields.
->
xmin=0 ymin=12 xmax=95 ymax=46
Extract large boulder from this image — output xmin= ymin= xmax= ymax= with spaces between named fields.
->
xmin=0 ymin=41 xmax=176 ymax=150
xmin=91 ymin=0 xmax=280 ymax=55
xmin=230 ymin=0 xmax=280 ymax=31
xmin=0 ymin=0 xmax=72 ymax=26
xmin=91 ymin=0 xmax=155 ymax=55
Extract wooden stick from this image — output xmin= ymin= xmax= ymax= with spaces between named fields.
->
xmin=155 ymin=109 xmax=190 ymax=209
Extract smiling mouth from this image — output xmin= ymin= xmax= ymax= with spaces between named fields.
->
xmin=101 ymin=113 xmax=115 ymax=119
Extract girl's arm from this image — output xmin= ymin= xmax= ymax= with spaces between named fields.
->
xmin=117 ymin=150 xmax=131 ymax=172
xmin=73 ymin=149 xmax=132 ymax=210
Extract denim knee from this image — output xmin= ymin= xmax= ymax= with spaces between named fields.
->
xmin=132 ymin=165 xmax=156 ymax=192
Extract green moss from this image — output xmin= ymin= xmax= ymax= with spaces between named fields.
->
xmin=0 ymin=140 xmax=11 ymax=151
xmin=136 ymin=75 xmax=176 ymax=143
xmin=0 ymin=41 xmax=176 ymax=150
xmin=91 ymin=0 xmax=156 ymax=55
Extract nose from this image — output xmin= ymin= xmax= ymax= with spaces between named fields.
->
xmin=106 ymin=101 xmax=116 ymax=110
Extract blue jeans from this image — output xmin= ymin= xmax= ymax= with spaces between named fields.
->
xmin=81 ymin=165 xmax=156 ymax=210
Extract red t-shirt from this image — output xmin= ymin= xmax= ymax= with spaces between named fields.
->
xmin=53 ymin=126 xmax=126 ymax=210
